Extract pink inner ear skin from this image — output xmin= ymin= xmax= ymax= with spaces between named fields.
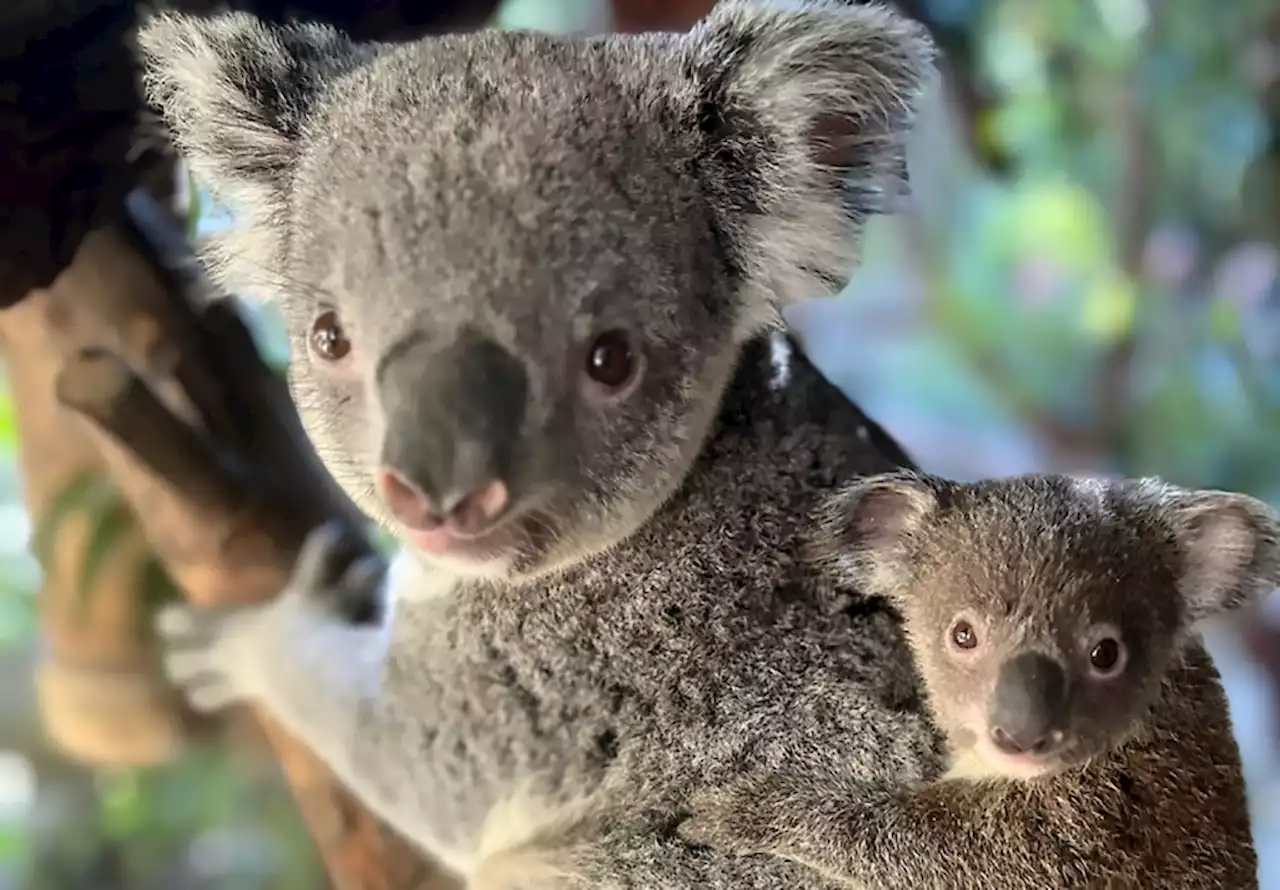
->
xmin=1181 ymin=503 xmax=1265 ymax=618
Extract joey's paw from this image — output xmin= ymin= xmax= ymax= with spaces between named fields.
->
xmin=678 ymin=777 xmax=788 ymax=855
xmin=156 ymin=602 xmax=264 ymax=713
xmin=290 ymin=521 xmax=389 ymax=625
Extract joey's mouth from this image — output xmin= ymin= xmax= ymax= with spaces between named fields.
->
xmin=953 ymin=725 xmax=1078 ymax=781
xmin=979 ymin=740 xmax=1075 ymax=780
xmin=990 ymin=750 xmax=1058 ymax=776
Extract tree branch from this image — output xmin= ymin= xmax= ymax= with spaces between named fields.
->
xmin=1 ymin=192 xmax=460 ymax=890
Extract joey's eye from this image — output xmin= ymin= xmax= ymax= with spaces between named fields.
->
xmin=1088 ymin=637 xmax=1126 ymax=678
xmin=949 ymin=619 xmax=979 ymax=651
xmin=310 ymin=310 xmax=351 ymax=362
xmin=585 ymin=329 xmax=638 ymax=391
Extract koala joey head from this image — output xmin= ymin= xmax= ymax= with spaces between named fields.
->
xmin=812 ymin=470 xmax=1280 ymax=780
xmin=137 ymin=1 xmax=935 ymax=581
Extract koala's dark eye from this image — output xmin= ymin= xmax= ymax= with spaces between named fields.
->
xmin=310 ymin=310 xmax=351 ymax=362
xmin=1088 ymin=637 xmax=1126 ymax=678
xmin=949 ymin=619 xmax=979 ymax=651
xmin=585 ymin=330 xmax=637 ymax=391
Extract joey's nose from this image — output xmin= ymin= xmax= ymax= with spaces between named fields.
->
xmin=989 ymin=652 xmax=1067 ymax=757
xmin=376 ymin=467 xmax=509 ymax=536
xmin=990 ymin=723 xmax=1062 ymax=757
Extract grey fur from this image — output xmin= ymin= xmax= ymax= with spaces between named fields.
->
xmin=681 ymin=471 xmax=1275 ymax=888
xmin=137 ymin=2 xmax=1253 ymax=887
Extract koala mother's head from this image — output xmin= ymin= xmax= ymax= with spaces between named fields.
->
xmin=139 ymin=1 xmax=935 ymax=581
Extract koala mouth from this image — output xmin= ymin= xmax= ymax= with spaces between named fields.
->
xmin=376 ymin=466 xmax=545 ymax=565
xmin=979 ymin=738 xmax=1079 ymax=781
xmin=989 ymin=748 xmax=1060 ymax=777
xmin=959 ymin=727 xmax=1076 ymax=782
xmin=403 ymin=519 xmax=518 ymax=560
xmin=398 ymin=503 xmax=554 ymax=569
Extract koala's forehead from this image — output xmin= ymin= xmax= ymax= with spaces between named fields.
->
xmin=285 ymin=32 xmax=709 ymax=305
xmin=920 ymin=490 xmax=1178 ymax=632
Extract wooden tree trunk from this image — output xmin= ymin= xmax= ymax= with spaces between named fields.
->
xmin=4 ymin=283 xmax=202 ymax=768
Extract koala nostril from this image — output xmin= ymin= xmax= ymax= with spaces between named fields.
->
xmin=376 ymin=467 xmax=443 ymax=532
xmin=990 ymin=725 xmax=1019 ymax=754
xmin=991 ymin=724 xmax=1059 ymax=757
xmin=443 ymin=479 xmax=509 ymax=536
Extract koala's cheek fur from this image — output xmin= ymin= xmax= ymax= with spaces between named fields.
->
xmin=922 ymin=660 xmax=992 ymax=752
xmin=1061 ymin=651 xmax=1168 ymax=761
xmin=540 ymin=328 xmax=742 ymax=568
xmin=286 ymin=349 xmax=385 ymax=517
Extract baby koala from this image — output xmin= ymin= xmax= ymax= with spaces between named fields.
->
xmin=680 ymin=470 xmax=1278 ymax=889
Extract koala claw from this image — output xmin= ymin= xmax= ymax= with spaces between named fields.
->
xmin=292 ymin=521 xmax=388 ymax=625
xmin=156 ymin=601 xmax=259 ymax=713
xmin=678 ymin=779 xmax=786 ymax=855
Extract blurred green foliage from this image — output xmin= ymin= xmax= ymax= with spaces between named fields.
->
xmin=818 ymin=0 xmax=1280 ymax=499
xmin=0 ymin=0 xmax=1277 ymax=887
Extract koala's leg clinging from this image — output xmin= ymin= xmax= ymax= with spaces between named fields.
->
xmin=678 ymin=772 xmax=1095 ymax=890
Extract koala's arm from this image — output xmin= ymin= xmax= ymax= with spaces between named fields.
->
xmin=679 ymin=772 xmax=1095 ymax=890
xmin=157 ymin=526 xmax=453 ymax=841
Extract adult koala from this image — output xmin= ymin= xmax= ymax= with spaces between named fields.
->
xmin=137 ymin=1 xmax=1256 ymax=887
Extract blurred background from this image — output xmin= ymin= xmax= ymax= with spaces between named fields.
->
xmin=0 ymin=0 xmax=1278 ymax=886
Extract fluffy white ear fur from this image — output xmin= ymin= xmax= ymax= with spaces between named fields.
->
xmin=687 ymin=0 xmax=936 ymax=324
xmin=137 ymin=11 xmax=363 ymax=298
xmin=1159 ymin=486 xmax=1280 ymax=622
xmin=139 ymin=2 xmax=936 ymax=308
xmin=808 ymin=469 xmax=941 ymax=596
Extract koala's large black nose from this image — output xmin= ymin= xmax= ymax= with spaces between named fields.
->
xmin=375 ymin=326 xmax=527 ymax=535
xmin=989 ymin=652 xmax=1067 ymax=757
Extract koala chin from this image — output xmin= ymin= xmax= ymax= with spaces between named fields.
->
xmin=136 ymin=2 xmax=1259 ymax=888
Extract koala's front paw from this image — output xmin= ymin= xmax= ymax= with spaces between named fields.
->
xmin=157 ymin=522 xmax=386 ymax=714
xmin=157 ymin=600 xmax=271 ymax=713
xmin=678 ymin=776 xmax=789 ymax=856
xmin=291 ymin=521 xmax=389 ymax=626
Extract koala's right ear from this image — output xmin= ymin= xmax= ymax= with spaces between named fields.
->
xmin=1135 ymin=482 xmax=1280 ymax=624
xmin=807 ymin=470 xmax=941 ymax=595
xmin=682 ymin=1 xmax=936 ymax=329
xmin=137 ymin=12 xmax=366 ymax=288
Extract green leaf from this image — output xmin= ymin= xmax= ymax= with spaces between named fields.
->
xmin=31 ymin=470 xmax=114 ymax=566
xmin=73 ymin=494 xmax=138 ymax=614
xmin=32 ymin=470 xmax=161 ymax=632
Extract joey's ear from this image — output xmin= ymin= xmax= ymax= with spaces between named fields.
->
xmin=683 ymin=0 xmax=935 ymax=325
xmin=808 ymin=470 xmax=941 ymax=595
xmin=137 ymin=11 xmax=368 ymax=291
xmin=1146 ymin=483 xmax=1280 ymax=622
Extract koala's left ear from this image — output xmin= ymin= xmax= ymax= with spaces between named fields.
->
xmin=1155 ymin=485 xmax=1280 ymax=622
xmin=137 ymin=11 xmax=373 ymax=297
xmin=683 ymin=0 xmax=935 ymax=323
xmin=808 ymin=469 xmax=942 ymax=596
